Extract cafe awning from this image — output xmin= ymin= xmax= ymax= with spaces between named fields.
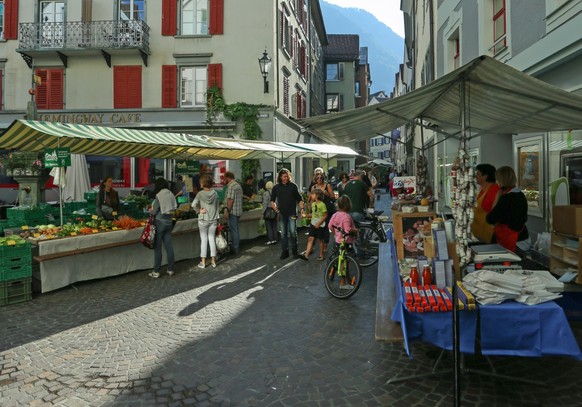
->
xmin=295 ymin=55 xmax=582 ymax=145
xmin=0 ymin=120 xmax=359 ymax=160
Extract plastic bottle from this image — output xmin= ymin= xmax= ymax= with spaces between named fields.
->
xmin=409 ymin=266 xmax=419 ymax=285
xmin=422 ymin=265 xmax=432 ymax=285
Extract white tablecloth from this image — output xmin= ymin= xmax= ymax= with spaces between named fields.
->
xmin=35 ymin=208 xmax=265 ymax=293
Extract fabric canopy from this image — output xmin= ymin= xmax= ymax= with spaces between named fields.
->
xmin=0 ymin=120 xmax=358 ymax=160
xmin=296 ymin=55 xmax=582 ymax=145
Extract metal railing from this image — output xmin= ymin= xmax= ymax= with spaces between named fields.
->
xmin=18 ymin=20 xmax=150 ymax=54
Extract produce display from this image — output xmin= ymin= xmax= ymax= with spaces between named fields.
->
xmin=0 ymin=235 xmax=29 ymax=246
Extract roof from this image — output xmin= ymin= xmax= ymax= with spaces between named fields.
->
xmin=0 ymin=120 xmax=359 ymax=160
xmin=323 ymin=34 xmax=360 ymax=61
xmin=296 ymin=55 xmax=582 ymax=145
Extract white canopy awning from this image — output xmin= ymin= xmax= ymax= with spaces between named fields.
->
xmin=296 ymin=55 xmax=582 ymax=145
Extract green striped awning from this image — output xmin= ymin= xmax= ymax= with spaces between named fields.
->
xmin=0 ymin=120 xmax=359 ymax=160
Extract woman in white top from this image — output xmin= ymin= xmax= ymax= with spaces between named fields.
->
xmin=192 ymin=174 xmax=220 ymax=268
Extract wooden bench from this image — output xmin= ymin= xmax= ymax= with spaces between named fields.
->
xmin=375 ymin=241 xmax=404 ymax=342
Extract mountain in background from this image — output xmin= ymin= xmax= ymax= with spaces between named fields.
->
xmin=320 ymin=1 xmax=404 ymax=95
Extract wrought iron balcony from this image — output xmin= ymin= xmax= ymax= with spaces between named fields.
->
xmin=17 ymin=20 xmax=151 ymax=68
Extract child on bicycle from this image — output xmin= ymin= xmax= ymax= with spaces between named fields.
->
xmin=328 ymin=195 xmax=358 ymax=288
xmin=298 ymin=188 xmax=327 ymax=261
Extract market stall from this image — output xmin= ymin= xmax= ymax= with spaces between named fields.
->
xmin=32 ymin=207 xmax=265 ymax=293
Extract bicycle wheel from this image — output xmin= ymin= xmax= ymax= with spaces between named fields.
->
xmin=357 ymin=226 xmax=382 ymax=267
xmin=323 ymin=254 xmax=362 ymax=299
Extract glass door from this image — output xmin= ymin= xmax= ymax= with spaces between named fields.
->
xmin=39 ymin=1 xmax=65 ymax=47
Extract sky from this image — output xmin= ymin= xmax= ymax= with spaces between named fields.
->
xmin=323 ymin=0 xmax=405 ymax=37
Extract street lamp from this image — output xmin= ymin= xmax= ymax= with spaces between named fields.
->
xmin=258 ymin=49 xmax=272 ymax=93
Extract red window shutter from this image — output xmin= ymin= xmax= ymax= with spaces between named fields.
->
xmin=114 ymin=66 xmax=142 ymax=108
xmin=35 ymin=69 xmax=63 ymax=110
xmin=4 ymin=0 xmax=19 ymax=40
xmin=296 ymin=92 xmax=301 ymax=118
xmin=127 ymin=66 xmax=142 ymax=108
xmin=113 ymin=66 xmax=129 ymax=108
xmin=35 ymin=70 xmax=49 ymax=110
xmin=162 ymin=65 xmax=177 ymax=108
xmin=209 ymin=0 xmax=224 ymax=35
xmin=48 ymin=69 xmax=63 ymax=109
xmin=161 ymin=0 xmax=177 ymax=36
xmin=207 ymin=63 xmax=222 ymax=91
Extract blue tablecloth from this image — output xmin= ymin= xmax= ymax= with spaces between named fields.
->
xmin=387 ymin=229 xmax=582 ymax=360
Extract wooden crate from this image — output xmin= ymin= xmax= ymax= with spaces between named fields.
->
xmin=392 ymin=210 xmax=436 ymax=260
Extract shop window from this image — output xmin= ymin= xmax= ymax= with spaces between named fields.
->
xmin=114 ymin=65 xmax=142 ymax=109
xmin=134 ymin=157 xmax=164 ymax=188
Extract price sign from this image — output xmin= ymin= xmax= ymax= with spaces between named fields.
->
xmin=44 ymin=148 xmax=71 ymax=168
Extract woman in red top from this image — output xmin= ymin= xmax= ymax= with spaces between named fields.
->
xmin=471 ymin=164 xmax=500 ymax=243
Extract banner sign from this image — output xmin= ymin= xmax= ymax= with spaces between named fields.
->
xmin=175 ymin=160 xmax=199 ymax=174
xmin=44 ymin=147 xmax=71 ymax=168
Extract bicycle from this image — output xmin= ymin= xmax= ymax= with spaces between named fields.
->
xmin=323 ymin=226 xmax=362 ymax=299
xmin=355 ymin=210 xmax=388 ymax=268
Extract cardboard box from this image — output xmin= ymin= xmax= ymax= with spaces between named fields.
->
xmin=553 ymin=205 xmax=582 ymax=235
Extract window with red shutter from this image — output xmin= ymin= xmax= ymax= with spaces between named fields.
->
xmin=209 ymin=0 xmax=224 ymax=35
xmin=3 ymin=0 xmax=19 ymax=40
xmin=161 ymin=0 xmax=177 ymax=36
xmin=34 ymin=68 xmax=64 ymax=110
xmin=162 ymin=65 xmax=177 ymax=108
xmin=113 ymin=65 xmax=142 ymax=108
xmin=207 ymin=63 xmax=222 ymax=91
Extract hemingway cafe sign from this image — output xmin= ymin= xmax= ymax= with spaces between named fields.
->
xmin=44 ymin=148 xmax=71 ymax=168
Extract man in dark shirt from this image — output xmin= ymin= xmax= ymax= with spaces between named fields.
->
xmin=242 ymin=175 xmax=255 ymax=201
xmin=343 ymin=169 xmax=374 ymax=223
xmin=271 ymin=168 xmax=305 ymax=260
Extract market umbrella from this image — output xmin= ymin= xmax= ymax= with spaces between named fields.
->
xmin=62 ymin=154 xmax=91 ymax=202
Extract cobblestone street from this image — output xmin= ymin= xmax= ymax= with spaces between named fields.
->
xmin=1 ymin=194 xmax=582 ymax=406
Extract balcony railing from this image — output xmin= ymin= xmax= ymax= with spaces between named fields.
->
xmin=18 ymin=20 xmax=150 ymax=54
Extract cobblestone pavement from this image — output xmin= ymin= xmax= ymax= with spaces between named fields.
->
xmin=1 ymin=191 xmax=582 ymax=406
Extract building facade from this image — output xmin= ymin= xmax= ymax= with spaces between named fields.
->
xmin=0 ymin=0 xmax=328 ymax=200
xmin=398 ymin=0 xmax=582 ymax=246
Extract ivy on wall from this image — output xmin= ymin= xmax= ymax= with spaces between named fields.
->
xmin=206 ymin=86 xmax=264 ymax=180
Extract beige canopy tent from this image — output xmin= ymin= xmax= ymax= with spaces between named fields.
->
xmin=0 ymin=120 xmax=358 ymax=160
xmin=296 ymin=55 xmax=582 ymax=145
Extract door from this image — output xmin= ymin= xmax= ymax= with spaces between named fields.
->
xmin=39 ymin=1 xmax=65 ymax=47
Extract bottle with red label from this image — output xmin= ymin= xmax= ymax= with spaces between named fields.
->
xmin=422 ymin=265 xmax=432 ymax=285
xmin=409 ymin=266 xmax=419 ymax=285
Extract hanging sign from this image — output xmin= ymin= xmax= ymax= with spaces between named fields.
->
xmin=276 ymin=162 xmax=292 ymax=172
xmin=44 ymin=148 xmax=71 ymax=168
xmin=175 ymin=160 xmax=199 ymax=174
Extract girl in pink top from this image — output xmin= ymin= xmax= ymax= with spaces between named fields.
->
xmin=328 ymin=195 xmax=357 ymax=245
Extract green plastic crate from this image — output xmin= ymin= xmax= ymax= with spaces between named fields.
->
xmin=0 ymin=278 xmax=32 ymax=306
xmin=0 ymin=263 xmax=32 ymax=282
xmin=6 ymin=207 xmax=45 ymax=220
xmin=0 ymin=241 xmax=31 ymax=258
xmin=84 ymin=191 xmax=97 ymax=202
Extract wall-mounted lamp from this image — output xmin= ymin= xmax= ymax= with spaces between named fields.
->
xmin=258 ymin=49 xmax=272 ymax=93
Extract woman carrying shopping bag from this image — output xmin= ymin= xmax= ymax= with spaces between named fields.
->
xmin=192 ymin=174 xmax=220 ymax=268
xmin=262 ymin=181 xmax=278 ymax=245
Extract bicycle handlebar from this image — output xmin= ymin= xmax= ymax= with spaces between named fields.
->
xmin=331 ymin=225 xmax=357 ymax=237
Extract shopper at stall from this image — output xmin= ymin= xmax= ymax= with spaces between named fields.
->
xmin=262 ymin=181 xmax=278 ymax=245
xmin=192 ymin=174 xmax=219 ymax=268
xmin=172 ymin=175 xmax=187 ymax=203
xmin=471 ymin=163 xmax=500 ymax=243
xmin=271 ymin=168 xmax=305 ymax=260
xmin=148 ymin=177 xmax=177 ymax=278
xmin=242 ymin=175 xmax=255 ymax=201
xmin=486 ymin=166 xmax=528 ymax=253
xmin=223 ymin=171 xmax=243 ymax=255
xmin=96 ymin=176 xmax=119 ymax=220
xmin=191 ymin=164 xmax=211 ymax=199
xmin=343 ymin=169 xmax=374 ymax=224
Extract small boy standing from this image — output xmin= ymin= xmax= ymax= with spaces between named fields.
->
xmin=299 ymin=189 xmax=327 ymax=261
